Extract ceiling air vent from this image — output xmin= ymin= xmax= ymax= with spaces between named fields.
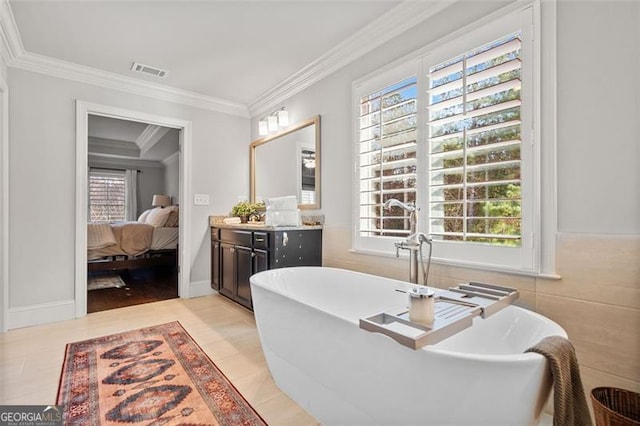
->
xmin=130 ymin=62 xmax=168 ymax=78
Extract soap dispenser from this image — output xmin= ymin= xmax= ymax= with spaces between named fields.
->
xmin=408 ymin=287 xmax=435 ymax=325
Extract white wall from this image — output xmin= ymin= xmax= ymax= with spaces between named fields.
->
xmin=555 ymin=0 xmax=639 ymax=234
xmin=7 ymin=68 xmax=249 ymax=321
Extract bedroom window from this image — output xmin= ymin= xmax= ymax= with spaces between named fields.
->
xmin=353 ymin=6 xmax=537 ymax=273
xmin=89 ymin=169 xmax=126 ymax=222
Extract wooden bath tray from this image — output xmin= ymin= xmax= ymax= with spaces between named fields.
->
xmin=359 ymin=282 xmax=519 ymax=350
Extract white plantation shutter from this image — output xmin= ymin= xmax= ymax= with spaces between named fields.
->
xmin=89 ymin=169 xmax=126 ymax=222
xmin=358 ymin=76 xmax=418 ymax=238
xmin=353 ymin=7 xmax=537 ymax=272
xmin=426 ymin=33 xmax=523 ymax=246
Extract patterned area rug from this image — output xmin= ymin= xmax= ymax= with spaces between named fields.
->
xmin=57 ymin=321 xmax=267 ymax=425
xmin=88 ymin=274 xmax=126 ymax=291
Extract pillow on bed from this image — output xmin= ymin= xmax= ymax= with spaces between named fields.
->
xmin=138 ymin=209 xmax=153 ymax=223
xmin=145 ymin=207 xmax=174 ymax=228
xmin=165 ymin=207 xmax=179 ymax=227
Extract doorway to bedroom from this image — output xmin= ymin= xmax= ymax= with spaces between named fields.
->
xmin=76 ymin=101 xmax=192 ymax=318
xmin=86 ymin=114 xmax=180 ymax=313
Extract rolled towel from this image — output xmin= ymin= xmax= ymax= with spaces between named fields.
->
xmin=223 ymin=217 xmax=242 ymax=224
xmin=265 ymin=196 xmax=298 ymax=211
xmin=525 ymin=335 xmax=593 ymax=426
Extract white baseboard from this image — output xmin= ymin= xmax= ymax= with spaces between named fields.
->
xmin=189 ymin=280 xmax=215 ymax=298
xmin=7 ymin=299 xmax=75 ymax=330
xmin=5 ymin=281 xmax=215 ymax=330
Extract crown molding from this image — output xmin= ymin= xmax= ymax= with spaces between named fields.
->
xmin=137 ymin=124 xmax=170 ymax=156
xmin=247 ymin=0 xmax=456 ymax=118
xmin=89 ymin=154 xmax=164 ymax=170
xmin=89 ymin=136 xmax=141 ymax=158
xmin=0 ymin=0 xmax=249 ymax=117
xmin=0 ymin=0 xmax=23 ymax=64
xmin=10 ymin=52 xmax=250 ymax=117
xmin=0 ymin=0 xmax=456 ymax=120
xmin=162 ymin=151 xmax=179 ymax=166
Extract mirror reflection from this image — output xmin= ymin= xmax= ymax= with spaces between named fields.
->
xmin=251 ymin=115 xmax=320 ymax=209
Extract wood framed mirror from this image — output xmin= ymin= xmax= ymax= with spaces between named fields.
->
xmin=250 ymin=115 xmax=320 ymax=209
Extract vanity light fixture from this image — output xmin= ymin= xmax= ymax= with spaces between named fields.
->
xmin=277 ymin=108 xmax=289 ymax=127
xmin=258 ymin=120 xmax=268 ymax=136
xmin=258 ymin=107 xmax=289 ymax=136
xmin=268 ymin=115 xmax=278 ymax=132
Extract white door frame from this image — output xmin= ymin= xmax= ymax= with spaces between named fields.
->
xmin=75 ymin=101 xmax=192 ymax=317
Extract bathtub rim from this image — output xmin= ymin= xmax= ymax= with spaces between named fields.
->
xmin=250 ymin=266 xmax=568 ymax=361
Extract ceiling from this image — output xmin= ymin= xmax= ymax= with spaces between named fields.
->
xmin=8 ymin=1 xmax=401 ymax=108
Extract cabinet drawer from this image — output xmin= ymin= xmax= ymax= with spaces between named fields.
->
xmin=253 ymin=232 xmax=269 ymax=250
xmin=211 ymin=227 xmax=220 ymax=241
xmin=220 ymin=229 xmax=252 ymax=247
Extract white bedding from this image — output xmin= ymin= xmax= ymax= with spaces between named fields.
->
xmin=150 ymin=227 xmax=179 ymax=250
xmin=87 ymin=223 xmax=178 ymax=260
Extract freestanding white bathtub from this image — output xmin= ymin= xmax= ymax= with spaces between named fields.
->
xmin=250 ymin=267 xmax=566 ymax=426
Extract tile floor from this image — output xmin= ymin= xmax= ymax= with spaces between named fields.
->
xmin=0 ymin=294 xmax=319 ymax=425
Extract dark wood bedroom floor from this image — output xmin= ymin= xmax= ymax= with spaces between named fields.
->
xmin=87 ymin=265 xmax=178 ymax=313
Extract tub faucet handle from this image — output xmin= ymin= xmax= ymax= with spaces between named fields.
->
xmin=394 ymin=241 xmax=403 ymax=257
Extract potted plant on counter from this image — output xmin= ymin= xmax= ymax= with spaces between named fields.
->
xmin=230 ymin=201 xmax=264 ymax=223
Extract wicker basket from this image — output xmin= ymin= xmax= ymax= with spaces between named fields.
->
xmin=591 ymin=387 xmax=640 ymax=426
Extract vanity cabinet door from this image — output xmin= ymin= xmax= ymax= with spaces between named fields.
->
xmin=211 ymin=226 xmax=322 ymax=311
xmin=235 ymin=245 xmax=253 ymax=310
xmin=272 ymin=230 xmax=322 ymax=268
xmin=253 ymin=249 xmax=269 ymax=275
xmin=219 ymin=242 xmax=235 ymax=300
xmin=211 ymin=241 xmax=221 ymax=290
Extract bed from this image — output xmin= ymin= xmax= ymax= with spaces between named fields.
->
xmin=87 ymin=206 xmax=179 ymax=273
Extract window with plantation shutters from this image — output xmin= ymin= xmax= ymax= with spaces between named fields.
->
xmin=358 ymin=76 xmax=418 ymax=238
xmin=353 ymin=6 xmax=537 ymax=272
xmin=426 ymin=33 xmax=523 ymax=246
xmin=89 ymin=169 xmax=126 ymax=222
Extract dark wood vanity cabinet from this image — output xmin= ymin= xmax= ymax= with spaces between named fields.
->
xmin=211 ymin=226 xmax=322 ymax=310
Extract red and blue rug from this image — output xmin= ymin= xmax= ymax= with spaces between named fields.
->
xmin=57 ymin=321 xmax=267 ymax=425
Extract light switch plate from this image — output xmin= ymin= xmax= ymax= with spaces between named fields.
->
xmin=194 ymin=194 xmax=210 ymax=206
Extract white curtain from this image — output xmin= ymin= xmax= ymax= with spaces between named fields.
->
xmin=124 ymin=169 xmax=138 ymax=221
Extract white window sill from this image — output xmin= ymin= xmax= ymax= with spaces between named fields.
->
xmin=348 ymin=248 xmax=561 ymax=280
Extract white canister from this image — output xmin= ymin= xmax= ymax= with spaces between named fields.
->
xmin=408 ymin=287 xmax=435 ymax=325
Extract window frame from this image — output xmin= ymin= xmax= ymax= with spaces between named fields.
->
xmin=88 ymin=168 xmax=127 ymax=223
xmin=352 ymin=2 xmax=554 ymax=276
